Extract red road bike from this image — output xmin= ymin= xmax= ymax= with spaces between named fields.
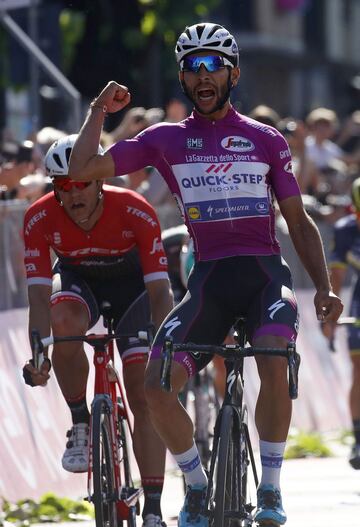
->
xmin=31 ymin=305 xmax=150 ymax=527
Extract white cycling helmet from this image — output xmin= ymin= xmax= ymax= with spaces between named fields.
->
xmin=44 ymin=134 xmax=103 ymax=178
xmin=175 ymin=22 xmax=239 ymax=67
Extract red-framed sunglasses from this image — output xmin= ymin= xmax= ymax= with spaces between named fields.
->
xmin=53 ymin=178 xmax=92 ymax=192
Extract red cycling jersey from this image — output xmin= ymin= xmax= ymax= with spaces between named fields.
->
xmin=23 ymin=184 xmax=169 ymax=286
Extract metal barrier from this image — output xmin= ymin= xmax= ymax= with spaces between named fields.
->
xmin=0 ymin=200 xmax=29 ymax=311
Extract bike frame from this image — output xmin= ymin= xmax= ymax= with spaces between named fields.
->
xmin=87 ymin=335 xmax=138 ymax=512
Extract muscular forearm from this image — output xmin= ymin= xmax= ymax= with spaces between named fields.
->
xmin=28 ymin=286 xmax=51 ymax=355
xmin=288 ymin=216 xmax=331 ymax=292
xmin=69 ymin=106 xmax=107 ymax=181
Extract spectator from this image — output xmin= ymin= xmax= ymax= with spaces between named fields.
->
xmin=248 ymin=104 xmax=281 ymax=129
xmin=0 ymin=140 xmax=35 ymax=200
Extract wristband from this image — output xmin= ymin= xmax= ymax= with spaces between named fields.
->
xmin=90 ymin=99 xmax=108 ymax=114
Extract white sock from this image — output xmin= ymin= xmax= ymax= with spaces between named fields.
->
xmin=259 ymin=439 xmax=286 ymax=489
xmin=173 ymin=442 xmax=208 ymax=487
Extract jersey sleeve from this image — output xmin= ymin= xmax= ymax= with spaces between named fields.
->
xmin=108 ymin=125 xmax=163 ymax=176
xmin=124 ymin=191 xmax=169 ymax=283
xmin=23 ymin=204 xmax=52 ymax=286
xmin=267 ymin=132 xmax=301 ymax=202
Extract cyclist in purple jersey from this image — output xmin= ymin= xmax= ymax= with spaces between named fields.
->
xmin=69 ymin=22 xmax=343 ymax=527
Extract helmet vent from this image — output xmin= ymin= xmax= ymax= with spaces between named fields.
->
xmin=53 ymin=153 xmax=63 ymax=169
xmin=195 ymin=24 xmax=206 ymax=40
xmin=207 ymin=24 xmax=222 ymax=38
xmin=65 ymin=146 xmax=72 ymax=165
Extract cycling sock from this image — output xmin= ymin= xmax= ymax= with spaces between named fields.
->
xmin=173 ymin=442 xmax=208 ymax=487
xmin=259 ymin=439 xmax=286 ymax=489
xmin=65 ymin=391 xmax=90 ymax=425
xmin=353 ymin=419 xmax=360 ymax=444
xmin=141 ymin=476 xmax=164 ymax=518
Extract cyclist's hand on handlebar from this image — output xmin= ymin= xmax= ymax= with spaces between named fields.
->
xmin=314 ymin=290 xmax=343 ymax=322
xmin=22 ymin=358 xmax=51 ymax=387
xmin=94 ymin=81 xmax=131 ymax=114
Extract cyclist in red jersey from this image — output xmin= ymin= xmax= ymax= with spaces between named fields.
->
xmin=22 ymin=135 xmax=173 ymax=527
xmin=68 ymin=23 xmax=343 ymax=527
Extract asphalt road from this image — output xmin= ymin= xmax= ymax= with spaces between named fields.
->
xmin=30 ymin=444 xmax=359 ymax=527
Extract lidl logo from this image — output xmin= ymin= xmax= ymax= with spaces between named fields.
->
xmin=187 ymin=206 xmax=201 ymax=220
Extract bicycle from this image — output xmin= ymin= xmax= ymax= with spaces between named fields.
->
xmin=31 ymin=303 xmax=152 ymax=527
xmin=160 ymin=317 xmax=300 ymax=527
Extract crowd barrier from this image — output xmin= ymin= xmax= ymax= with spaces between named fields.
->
xmin=0 ymin=288 xmax=352 ymax=502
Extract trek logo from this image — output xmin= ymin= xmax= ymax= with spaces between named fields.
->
xmin=187 ymin=138 xmax=203 ymax=149
xmin=25 ymin=210 xmax=47 ymax=235
xmin=268 ymin=299 xmax=286 ymax=320
xmin=126 ymin=206 xmax=157 ymax=227
xmin=150 ymin=237 xmax=163 ymax=255
xmin=164 ymin=316 xmax=181 ymax=336
xmin=221 ymin=136 xmax=255 ymax=152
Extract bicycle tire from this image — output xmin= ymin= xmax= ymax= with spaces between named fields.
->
xmin=92 ymin=397 xmax=118 ymax=527
xmin=214 ymin=405 xmax=242 ymax=527
xmin=116 ymin=401 xmax=138 ymax=527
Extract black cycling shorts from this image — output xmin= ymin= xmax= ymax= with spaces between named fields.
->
xmin=51 ymin=264 xmax=151 ymax=365
xmin=150 ymin=254 xmax=299 ymax=377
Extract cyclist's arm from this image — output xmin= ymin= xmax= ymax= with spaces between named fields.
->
xmin=28 ymin=284 xmax=52 ymax=354
xmin=145 ymin=278 xmax=174 ymax=332
xmin=69 ymin=81 xmax=130 ymax=181
xmin=279 ymin=194 xmax=343 ymax=321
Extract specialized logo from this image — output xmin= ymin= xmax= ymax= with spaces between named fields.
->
xmin=24 ymin=210 xmax=47 ymax=235
xmin=187 ymin=137 xmax=203 ymax=149
xmin=227 ymin=370 xmax=236 ymax=396
xmin=159 ymin=256 xmax=167 ymax=266
xmin=150 ymin=237 xmax=163 ymax=255
xmin=268 ymin=299 xmax=286 ymax=320
xmin=187 ymin=206 xmax=201 ymax=220
xmin=164 ymin=316 xmax=181 ymax=336
xmin=221 ymin=136 xmax=255 ymax=152
xmin=126 ymin=206 xmax=157 ymax=227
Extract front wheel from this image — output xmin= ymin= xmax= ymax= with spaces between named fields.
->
xmin=213 ymin=405 xmax=242 ymax=527
xmin=92 ymin=397 xmax=118 ymax=527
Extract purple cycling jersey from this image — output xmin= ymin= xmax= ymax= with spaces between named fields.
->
xmin=109 ymin=106 xmax=300 ymax=261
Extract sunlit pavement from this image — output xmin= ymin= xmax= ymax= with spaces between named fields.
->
xmin=32 ymin=447 xmax=360 ymax=527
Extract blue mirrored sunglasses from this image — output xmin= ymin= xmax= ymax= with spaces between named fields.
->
xmin=180 ymin=55 xmax=232 ymax=73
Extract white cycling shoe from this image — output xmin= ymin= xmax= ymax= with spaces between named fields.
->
xmin=62 ymin=423 xmax=89 ymax=473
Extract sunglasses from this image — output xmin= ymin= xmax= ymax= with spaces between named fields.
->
xmin=53 ymin=178 xmax=92 ymax=192
xmin=180 ymin=55 xmax=233 ymax=73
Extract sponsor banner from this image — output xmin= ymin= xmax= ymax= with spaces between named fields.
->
xmin=186 ymin=197 xmax=269 ymax=222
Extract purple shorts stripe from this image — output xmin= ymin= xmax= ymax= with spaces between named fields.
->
xmin=150 ymin=345 xmax=196 ymax=377
xmin=253 ymin=323 xmax=296 ymax=342
xmin=260 ymin=455 xmax=283 ymax=468
xmin=178 ymin=456 xmax=201 ymax=473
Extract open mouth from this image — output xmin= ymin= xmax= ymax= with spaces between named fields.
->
xmin=197 ymin=87 xmax=216 ymax=101
xmin=71 ymin=203 xmax=85 ymax=210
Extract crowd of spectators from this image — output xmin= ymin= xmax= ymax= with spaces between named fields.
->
xmin=1 ymin=97 xmax=360 ymax=243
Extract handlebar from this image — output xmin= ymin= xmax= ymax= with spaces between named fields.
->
xmin=30 ymin=328 xmax=150 ymax=366
xmin=160 ymin=337 xmax=301 ymax=400
xmin=326 ymin=317 xmax=359 ymax=352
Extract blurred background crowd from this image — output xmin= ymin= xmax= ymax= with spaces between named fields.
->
xmin=1 ymin=0 xmax=360 ymax=309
